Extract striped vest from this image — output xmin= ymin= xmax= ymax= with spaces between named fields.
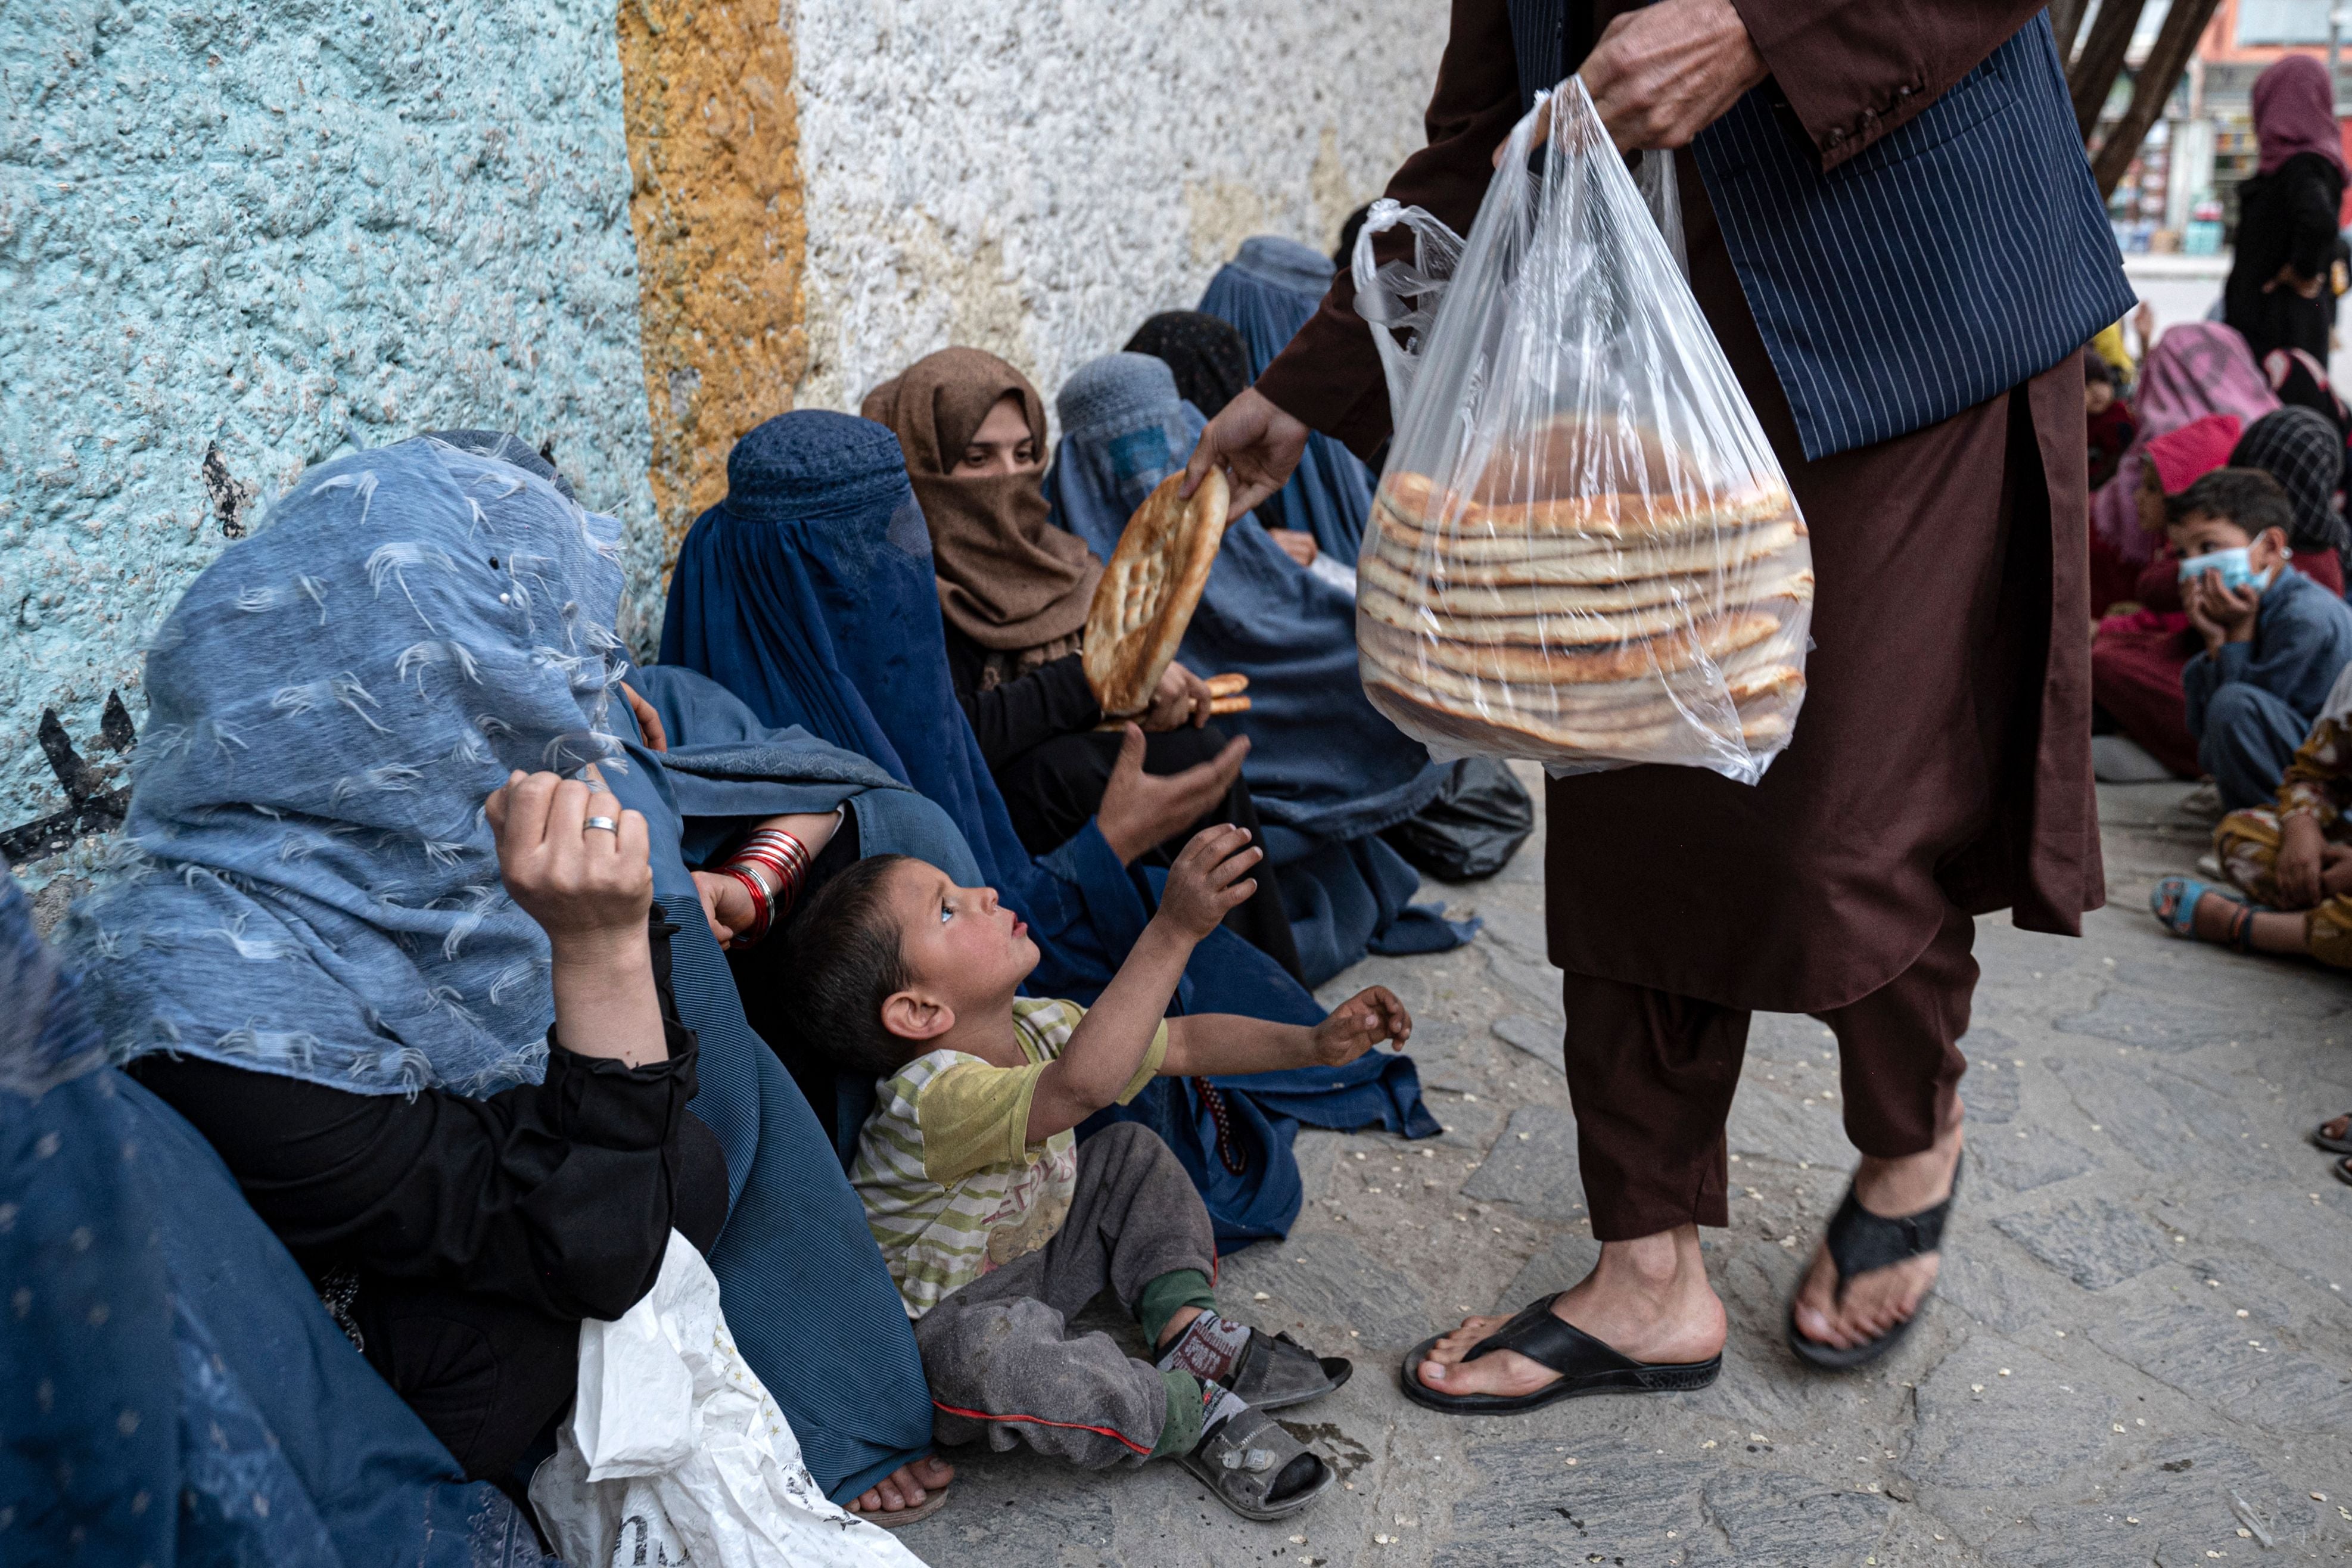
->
xmin=1509 ymin=5 xmax=2138 ymax=459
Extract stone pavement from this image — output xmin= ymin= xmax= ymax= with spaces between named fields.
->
xmin=895 ymin=771 xmax=2352 ymax=1567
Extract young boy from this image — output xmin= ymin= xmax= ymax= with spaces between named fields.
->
xmin=786 ymin=825 xmax=1411 ymax=1523
xmin=2174 ymin=467 xmax=2352 ymax=808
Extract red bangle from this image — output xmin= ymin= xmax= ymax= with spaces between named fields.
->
xmin=718 ymin=829 xmax=810 ymax=945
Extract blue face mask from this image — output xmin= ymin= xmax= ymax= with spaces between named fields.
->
xmin=2178 ymin=546 xmax=2274 ymax=593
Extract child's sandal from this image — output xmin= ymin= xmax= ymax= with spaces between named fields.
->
xmin=1178 ymin=1405 xmax=1334 ymax=1522
xmin=2149 ymin=875 xmax=2259 ymax=948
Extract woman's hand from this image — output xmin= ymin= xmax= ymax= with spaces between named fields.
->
xmin=486 ymin=767 xmax=665 ymax=1067
xmin=2266 ymin=263 xmax=2325 ymax=300
xmin=486 ymin=769 xmax=653 ymax=960
xmin=1151 ymin=823 xmax=1263 ymax=941
xmin=1311 ymin=986 xmax=1413 ymax=1066
xmin=1095 ymin=723 xmax=1250 ymax=864
xmin=2276 ymin=811 xmax=2328 ymax=908
xmin=618 ymin=682 xmax=668 ymax=752
xmin=1140 ymin=662 xmax=1214 ymax=731
xmin=1267 ymin=529 xmax=1319 ymax=568
xmin=690 ymin=870 xmax=755 ymax=948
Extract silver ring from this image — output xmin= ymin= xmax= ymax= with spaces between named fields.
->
xmin=583 ymin=816 xmax=620 ymax=834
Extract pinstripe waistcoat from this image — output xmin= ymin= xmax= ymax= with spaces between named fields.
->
xmin=1509 ymin=5 xmax=2138 ymax=461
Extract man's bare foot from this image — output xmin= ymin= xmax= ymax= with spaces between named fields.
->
xmin=2319 ymin=1112 xmax=2351 ymax=1144
xmin=850 ymin=1455 xmax=954 ymax=1517
xmin=1789 ymin=1106 xmax=1964 ymax=1352
xmin=1413 ymin=1225 xmax=1725 ymax=1396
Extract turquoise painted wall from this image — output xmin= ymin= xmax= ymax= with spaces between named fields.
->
xmin=1 ymin=0 xmax=661 ymax=839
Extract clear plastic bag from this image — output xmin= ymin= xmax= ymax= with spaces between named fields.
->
xmin=1357 ymin=80 xmax=1812 ymax=783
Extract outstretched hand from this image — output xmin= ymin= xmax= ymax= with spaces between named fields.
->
xmin=1312 ymin=985 xmax=1413 ymax=1066
xmin=1096 ymin=722 xmax=1250 ymax=864
xmin=1153 ymin=822 xmax=1264 ymax=941
xmin=1180 ymin=387 xmax=1311 ymax=525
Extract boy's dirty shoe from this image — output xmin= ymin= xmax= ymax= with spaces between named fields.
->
xmin=1221 ymin=1329 xmax=1352 ymax=1411
xmin=1180 ymin=1405 xmax=1334 ymax=1522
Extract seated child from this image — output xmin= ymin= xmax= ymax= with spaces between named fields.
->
xmin=786 ymin=825 xmax=1410 ymax=1522
xmin=2174 ymin=468 xmax=2352 ymax=808
xmin=2154 ymin=659 xmax=2352 ymax=970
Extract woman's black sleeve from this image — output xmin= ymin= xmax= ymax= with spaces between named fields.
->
xmin=129 ymin=916 xmax=707 ymax=1323
xmin=2286 ymin=161 xmax=2342 ymax=281
xmin=956 ymin=651 xmax=1105 ymax=769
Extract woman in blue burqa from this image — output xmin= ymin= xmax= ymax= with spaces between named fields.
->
xmin=657 ymin=410 xmax=1438 ymax=1249
xmin=1 ymin=873 xmax=554 ymax=1565
xmin=57 ymin=434 xmax=953 ymax=1523
xmin=1047 ymin=351 xmax=1474 ymax=985
xmin=1199 ymin=237 xmax=1380 ymax=565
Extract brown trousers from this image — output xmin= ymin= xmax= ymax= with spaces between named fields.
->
xmin=1560 ymin=902 xmax=1975 ymax=1239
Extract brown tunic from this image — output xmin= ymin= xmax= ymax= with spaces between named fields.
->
xmin=1256 ymin=0 xmax=2098 ymax=1017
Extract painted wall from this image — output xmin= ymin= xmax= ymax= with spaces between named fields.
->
xmin=1 ymin=0 xmax=660 ymax=838
xmin=791 ymin=0 xmax=1446 ymax=420
xmin=2 ymin=0 xmax=1448 ymax=845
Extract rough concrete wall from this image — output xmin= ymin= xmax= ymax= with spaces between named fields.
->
xmin=0 ymin=0 xmax=658 ymax=830
xmin=617 ymin=0 xmax=806 ymax=561
xmin=791 ymin=0 xmax=1449 ymax=418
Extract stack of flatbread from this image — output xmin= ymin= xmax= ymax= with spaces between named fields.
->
xmin=1358 ymin=418 xmax=1812 ymax=766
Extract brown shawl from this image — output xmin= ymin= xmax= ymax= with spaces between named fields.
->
xmin=861 ymin=347 xmax=1103 ymax=653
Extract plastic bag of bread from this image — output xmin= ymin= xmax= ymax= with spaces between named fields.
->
xmin=1358 ymin=78 xmax=1811 ymax=784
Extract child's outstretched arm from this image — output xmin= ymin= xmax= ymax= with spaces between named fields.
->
xmin=1161 ymin=986 xmax=1413 ymax=1078
xmin=1025 ymin=824 xmax=1264 ymax=1141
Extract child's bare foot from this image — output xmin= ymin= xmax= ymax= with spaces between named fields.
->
xmin=850 ymin=1455 xmax=954 ymax=1520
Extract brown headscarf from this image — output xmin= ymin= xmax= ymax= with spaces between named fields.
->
xmin=861 ymin=347 xmax=1103 ymax=654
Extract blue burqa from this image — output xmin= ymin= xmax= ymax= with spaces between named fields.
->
xmin=2 ymin=877 xmax=554 ymax=1567
xmin=1047 ymin=353 xmax=1473 ymax=985
xmin=60 ymin=437 xmax=932 ymax=1502
xmin=1199 ymin=235 xmax=1380 ymax=562
xmin=658 ymin=410 xmax=1439 ymax=1247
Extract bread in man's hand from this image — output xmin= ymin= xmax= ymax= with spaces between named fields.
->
xmin=1084 ymin=469 xmax=1231 ymax=718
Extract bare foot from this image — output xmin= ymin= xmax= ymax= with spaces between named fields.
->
xmin=850 ymin=1455 xmax=954 ymax=1517
xmin=1789 ymin=1106 xmax=1964 ymax=1352
xmin=1413 ymin=1225 xmax=1726 ymax=1397
xmin=2320 ymin=1112 xmax=2350 ymax=1143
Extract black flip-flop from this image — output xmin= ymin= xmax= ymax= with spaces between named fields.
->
xmin=2311 ymin=1115 xmax=2352 ymax=1156
xmin=1397 ymin=1293 xmax=1722 ymax=1415
xmin=1786 ymin=1153 xmax=1962 ymax=1371
xmin=2332 ymin=1155 xmax=2352 ymax=1189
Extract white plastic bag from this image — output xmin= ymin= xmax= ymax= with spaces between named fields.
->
xmin=1357 ymin=80 xmax=1812 ymax=784
xmin=528 ymin=1233 xmax=928 ymax=1568
xmin=1350 ymin=197 xmax=1467 ymax=430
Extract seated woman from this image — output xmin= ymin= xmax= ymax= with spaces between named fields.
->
xmin=64 ymin=435 xmax=945 ymax=1523
xmin=854 ymin=347 xmax=1302 ymax=978
xmin=2093 ymin=412 xmax=2345 ymax=777
xmin=657 ymin=410 xmax=1439 ymax=1250
xmin=1049 ymin=351 xmax=1473 ymax=986
xmin=4 ymin=876 xmax=553 ymax=1566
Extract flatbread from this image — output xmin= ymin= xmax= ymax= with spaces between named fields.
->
xmin=1083 ymin=469 xmax=1230 ymax=717
xmin=1373 ymin=494 xmax=1805 ymax=573
xmin=1366 ymin=674 xmax=1794 ymax=759
xmin=1379 ymin=468 xmax=1794 ymax=544
xmin=1358 ymin=558 xmax=1814 ymax=641
xmin=1359 ymin=606 xmax=1783 ymax=685
xmin=1359 ymin=639 xmax=1806 ymax=722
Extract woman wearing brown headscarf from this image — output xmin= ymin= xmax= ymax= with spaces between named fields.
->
xmin=863 ymin=347 xmax=1302 ymax=978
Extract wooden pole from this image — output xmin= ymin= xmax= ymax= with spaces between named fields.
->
xmin=2070 ymin=0 xmax=2150 ymax=139
xmin=2052 ymin=0 xmax=2092 ymax=67
xmin=2089 ymin=0 xmax=2226 ymax=200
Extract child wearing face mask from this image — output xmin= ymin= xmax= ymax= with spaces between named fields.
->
xmin=2174 ymin=468 xmax=2352 ymax=808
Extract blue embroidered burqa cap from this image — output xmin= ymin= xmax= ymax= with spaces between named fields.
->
xmin=63 ymin=435 xmax=630 ymax=1097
